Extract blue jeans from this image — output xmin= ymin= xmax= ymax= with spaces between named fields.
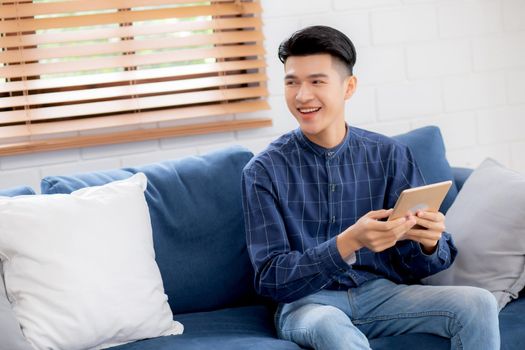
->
xmin=275 ymin=278 xmax=499 ymax=350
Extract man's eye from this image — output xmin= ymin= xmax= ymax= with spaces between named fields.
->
xmin=285 ymin=80 xmax=297 ymax=86
xmin=312 ymin=80 xmax=324 ymax=85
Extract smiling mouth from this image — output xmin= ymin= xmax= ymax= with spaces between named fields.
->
xmin=297 ymin=107 xmax=321 ymax=114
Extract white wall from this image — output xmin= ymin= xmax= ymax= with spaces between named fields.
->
xmin=1 ymin=0 xmax=524 ymax=191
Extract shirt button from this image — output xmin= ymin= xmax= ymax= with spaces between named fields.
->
xmin=331 ymin=184 xmax=336 ymax=192
xmin=331 ymin=216 xmax=336 ymax=224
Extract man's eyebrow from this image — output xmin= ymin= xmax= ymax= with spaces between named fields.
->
xmin=308 ymin=73 xmax=329 ymax=79
xmin=284 ymin=73 xmax=329 ymax=79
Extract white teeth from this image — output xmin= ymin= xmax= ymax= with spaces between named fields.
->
xmin=298 ymin=107 xmax=321 ymax=113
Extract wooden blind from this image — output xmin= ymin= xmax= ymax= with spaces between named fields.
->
xmin=0 ymin=0 xmax=271 ymax=155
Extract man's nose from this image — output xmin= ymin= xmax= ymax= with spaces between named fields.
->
xmin=296 ymin=83 xmax=314 ymax=103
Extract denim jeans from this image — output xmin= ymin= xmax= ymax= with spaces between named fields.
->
xmin=275 ymin=278 xmax=500 ymax=350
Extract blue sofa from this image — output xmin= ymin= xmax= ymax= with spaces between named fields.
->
xmin=3 ymin=126 xmax=524 ymax=349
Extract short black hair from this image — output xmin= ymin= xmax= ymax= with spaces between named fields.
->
xmin=278 ymin=25 xmax=357 ymax=76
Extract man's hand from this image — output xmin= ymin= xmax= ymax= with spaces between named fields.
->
xmin=336 ymin=209 xmax=417 ymax=259
xmin=404 ymin=211 xmax=446 ymax=254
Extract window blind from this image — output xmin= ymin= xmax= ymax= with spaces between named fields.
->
xmin=0 ymin=0 xmax=270 ymax=155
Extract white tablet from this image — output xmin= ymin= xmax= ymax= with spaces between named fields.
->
xmin=388 ymin=180 xmax=453 ymax=221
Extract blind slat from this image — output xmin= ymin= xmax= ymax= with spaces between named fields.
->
xmin=0 ymin=44 xmax=265 ymax=78
xmin=1 ymin=100 xmax=270 ymax=139
xmin=1 ymin=0 xmax=236 ymax=18
xmin=0 ymin=73 xmax=266 ymax=108
xmin=0 ymin=2 xmax=261 ymax=33
xmin=0 ymin=86 xmax=268 ymax=123
xmin=0 ymin=59 xmax=266 ymax=93
xmin=1 ymin=31 xmax=263 ymax=64
xmin=0 ymin=116 xmax=272 ymax=157
xmin=0 ymin=17 xmax=262 ymax=48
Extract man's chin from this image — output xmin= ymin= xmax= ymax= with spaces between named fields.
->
xmin=299 ymin=124 xmax=321 ymax=137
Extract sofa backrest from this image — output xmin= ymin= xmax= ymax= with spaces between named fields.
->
xmin=37 ymin=125 xmax=460 ymax=314
xmin=392 ymin=126 xmax=458 ymax=213
xmin=0 ymin=186 xmax=35 ymax=197
xmin=41 ymin=146 xmax=257 ymax=315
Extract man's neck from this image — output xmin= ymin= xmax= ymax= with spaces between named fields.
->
xmin=303 ymin=122 xmax=348 ymax=149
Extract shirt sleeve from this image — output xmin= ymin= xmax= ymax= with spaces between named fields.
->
xmin=241 ymin=162 xmax=352 ymax=303
xmin=391 ymin=233 xmax=457 ymax=282
xmin=384 ymin=143 xmax=458 ymax=281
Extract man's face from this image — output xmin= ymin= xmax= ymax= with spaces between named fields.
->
xmin=284 ymin=54 xmax=356 ymax=144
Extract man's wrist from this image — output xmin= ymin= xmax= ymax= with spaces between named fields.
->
xmin=336 ymin=227 xmax=362 ymax=260
xmin=420 ymin=241 xmax=438 ymax=255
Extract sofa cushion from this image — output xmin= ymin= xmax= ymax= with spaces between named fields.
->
xmin=392 ymin=126 xmax=458 ymax=213
xmin=41 ymin=146 xmax=257 ymax=314
xmin=0 ymin=186 xmax=35 ymax=350
xmin=108 ymin=305 xmax=302 ymax=350
xmin=105 ymin=304 xmax=475 ymax=350
xmin=423 ymin=158 xmax=525 ymax=310
xmin=451 ymin=167 xmax=473 ymax=192
xmin=0 ymin=174 xmax=182 ymax=350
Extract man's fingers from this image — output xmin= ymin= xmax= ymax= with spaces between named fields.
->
xmin=366 ymin=216 xmax=406 ymax=231
xmin=414 ymin=217 xmax=445 ymax=232
xmin=391 ymin=218 xmax=417 ymax=238
xmin=416 ymin=210 xmax=445 ymax=222
xmin=367 ymin=237 xmax=398 ymax=252
xmin=366 ymin=209 xmax=394 ymax=220
xmin=414 ymin=217 xmax=431 ymax=229
xmin=405 ymin=229 xmax=442 ymax=241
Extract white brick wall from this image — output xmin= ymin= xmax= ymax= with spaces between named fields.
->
xmin=1 ymin=0 xmax=525 ymax=192
xmin=371 ymin=5 xmax=438 ymax=45
xmin=40 ymin=158 xmax=122 ymax=178
xmin=345 ymin=87 xmax=377 ymax=125
xmin=511 ymin=142 xmax=525 ymax=171
xmin=412 ymin=112 xmax=478 ymax=150
xmin=355 ymin=47 xmax=406 ymax=85
xmin=443 ymin=73 xmax=506 ymax=112
xmin=504 ymin=0 xmax=525 ymax=31
xmin=301 ymin=12 xmax=371 ymax=48
xmin=477 ymin=106 xmax=525 ymax=144
xmin=507 ymin=70 xmax=525 ymax=105
xmin=333 ymin=0 xmax=401 ymax=11
xmin=473 ymin=32 xmax=525 ymax=71
xmin=376 ymin=80 xmax=443 ymax=120
xmin=260 ymin=0 xmax=328 ymax=18
xmin=438 ymin=0 xmax=502 ymax=39
xmin=406 ymin=40 xmax=472 ymax=79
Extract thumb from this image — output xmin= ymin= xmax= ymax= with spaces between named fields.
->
xmin=365 ymin=209 xmax=394 ymax=220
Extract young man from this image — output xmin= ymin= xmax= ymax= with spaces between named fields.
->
xmin=241 ymin=26 xmax=500 ymax=349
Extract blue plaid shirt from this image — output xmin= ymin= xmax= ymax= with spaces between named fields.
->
xmin=241 ymin=126 xmax=457 ymax=303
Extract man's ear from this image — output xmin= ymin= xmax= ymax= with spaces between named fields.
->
xmin=344 ymin=75 xmax=357 ymax=100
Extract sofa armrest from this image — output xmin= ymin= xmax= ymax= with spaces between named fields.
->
xmin=452 ymin=167 xmax=473 ymax=192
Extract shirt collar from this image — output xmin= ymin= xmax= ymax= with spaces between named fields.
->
xmin=294 ymin=124 xmax=351 ymax=158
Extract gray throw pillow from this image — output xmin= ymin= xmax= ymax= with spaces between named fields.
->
xmin=423 ymin=158 xmax=525 ymax=310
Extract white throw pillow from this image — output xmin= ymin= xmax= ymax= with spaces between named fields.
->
xmin=0 ymin=173 xmax=183 ymax=350
xmin=423 ymin=158 xmax=525 ymax=310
